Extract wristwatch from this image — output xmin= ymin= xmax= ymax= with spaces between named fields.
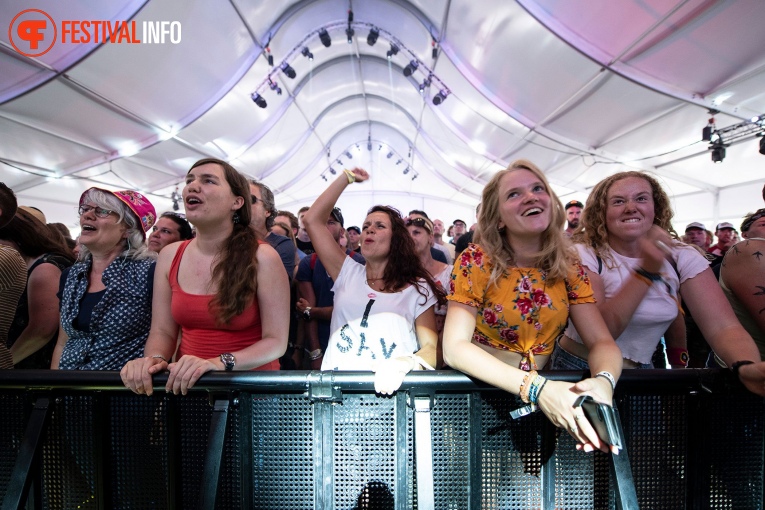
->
xmin=302 ymin=307 xmax=312 ymax=321
xmin=220 ymin=352 xmax=236 ymax=371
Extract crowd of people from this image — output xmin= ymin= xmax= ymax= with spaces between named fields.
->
xmin=2 ymin=158 xmax=765 ymax=452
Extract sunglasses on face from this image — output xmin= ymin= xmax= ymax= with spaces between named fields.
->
xmin=78 ymin=205 xmax=114 ymax=218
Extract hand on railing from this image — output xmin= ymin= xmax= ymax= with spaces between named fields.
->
xmin=373 ymin=356 xmax=416 ymax=395
xmin=120 ymin=356 xmax=168 ymax=396
xmin=536 ymin=379 xmax=617 ymax=454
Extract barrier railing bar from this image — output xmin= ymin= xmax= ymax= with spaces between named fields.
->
xmin=1 ymin=397 xmax=50 ymax=510
xmin=0 ymin=369 xmax=740 ymax=394
xmin=198 ymin=397 xmax=230 ymax=510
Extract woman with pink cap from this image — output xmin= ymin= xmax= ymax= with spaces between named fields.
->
xmin=51 ymin=187 xmax=157 ymax=370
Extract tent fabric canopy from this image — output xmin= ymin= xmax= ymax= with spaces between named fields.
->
xmin=2 ymin=0 xmax=764 ymax=233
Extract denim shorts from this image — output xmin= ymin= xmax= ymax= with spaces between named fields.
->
xmin=550 ymin=339 xmax=653 ymax=370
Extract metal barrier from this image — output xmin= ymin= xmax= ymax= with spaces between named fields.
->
xmin=0 ymin=369 xmax=763 ymax=509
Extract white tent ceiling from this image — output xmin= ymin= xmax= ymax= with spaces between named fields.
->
xmin=2 ymin=0 xmax=764 ymax=234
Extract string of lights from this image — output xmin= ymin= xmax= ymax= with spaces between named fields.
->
xmin=319 ymin=140 xmax=419 ymax=182
xmin=250 ymin=17 xmax=450 ymax=109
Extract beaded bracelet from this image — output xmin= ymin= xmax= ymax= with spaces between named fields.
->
xmin=343 ymin=169 xmax=356 ymax=184
xmin=519 ymin=370 xmax=538 ymax=404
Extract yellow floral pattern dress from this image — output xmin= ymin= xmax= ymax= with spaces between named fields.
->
xmin=447 ymin=244 xmax=595 ymax=370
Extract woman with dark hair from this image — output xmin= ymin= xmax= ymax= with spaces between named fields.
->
xmin=0 ymin=209 xmax=74 ymax=368
xmin=303 ymin=168 xmax=444 ymax=395
xmin=553 ymin=171 xmax=765 ymax=396
xmin=442 ymin=160 xmax=622 ymax=452
xmin=121 ymin=158 xmax=289 ymax=396
xmin=147 ymin=211 xmax=193 ymax=253
xmin=52 ymin=188 xmax=157 ymax=370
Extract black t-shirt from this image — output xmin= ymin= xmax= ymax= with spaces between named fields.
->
xmin=296 ymin=238 xmax=314 ymax=255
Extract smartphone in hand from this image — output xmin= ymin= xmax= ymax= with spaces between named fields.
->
xmin=574 ymin=395 xmax=623 ymax=449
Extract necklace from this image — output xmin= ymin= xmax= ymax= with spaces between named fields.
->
xmin=366 ymin=277 xmax=386 ymax=291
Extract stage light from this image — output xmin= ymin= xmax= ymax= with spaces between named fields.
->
xmin=367 ymin=28 xmax=379 ymax=46
xmin=346 ymin=26 xmax=355 ymax=44
xmin=322 ymin=175 xmax=328 ymax=182
xmin=403 ymin=167 xmax=410 ymax=175
xmin=412 ymin=174 xmax=418 ymax=181
xmin=403 ymin=60 xmax=419 ymax=77
xmin=281 ymin=62 xmax=296 ymax=79
xmin=319 ymin=29 xmax=331 ymax=47
xmin=329 ymin=167 xmax=337 ymax=175
xmin=395 ymin=159 xmax=402 ymax=165
xmin=268 ymin=80 xmax=282 ymax=95
xmin=251 ymin=93 xmax=267 ymax=108
xmin=367 ymin=136 xmax=372 ymax=151
xmin=759 ymin=136 xmax=765 ymax=156
xmin=301 ymin=47 xmax=314 ymax=61
xmin=345 ymin=151 xmax=353 ymax=159
xmin=711 ymin=144 xmax=726 ymax=163
xmin=432 ymin=89 xmax=449 ymax=105
xmin=386 ymin=152 xmax=393 ymax=159
xmin=418 ymin=77 xmax=431 ymax=94
xmin=386 ymin=44 xmax=399 ymax=59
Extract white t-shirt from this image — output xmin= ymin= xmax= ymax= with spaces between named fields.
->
xmin=565 ymin=243 xmax=709 ymax=364
xmin=322 ymin=257 xmax=437 ymax=370
xmin=434 ymin=265 xmax=452 ymax=316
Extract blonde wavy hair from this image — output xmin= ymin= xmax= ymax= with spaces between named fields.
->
xmin=473 ymin=159 xmax=575 ymax=286
xmin=573 ymin=171 xmax=679 ymax=268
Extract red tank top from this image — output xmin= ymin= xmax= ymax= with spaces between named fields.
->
xmin=170 ymin=240 xmax=278 ymax=370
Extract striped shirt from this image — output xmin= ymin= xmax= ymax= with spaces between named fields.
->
xmin=0 ymin=246 xmax=26 ymax=369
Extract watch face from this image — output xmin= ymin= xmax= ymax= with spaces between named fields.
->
xmin=220 ymin=353 xmax=235 ymax=371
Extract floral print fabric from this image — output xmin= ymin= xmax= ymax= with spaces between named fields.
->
xmin=447 ymin=244 xmax=595 ymax=369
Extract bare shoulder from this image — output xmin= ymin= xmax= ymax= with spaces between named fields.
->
xmin=724 ymin=239 xmax=765 ymax=267
xmin=255 ymin=242 xmax=281 ymax=265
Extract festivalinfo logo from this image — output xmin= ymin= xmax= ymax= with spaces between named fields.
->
xmin=9 ymin=9 xmax=182 ymax=57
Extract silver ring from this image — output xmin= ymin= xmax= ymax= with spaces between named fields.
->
xmin=574 ymin=413 xmax=585 ymax=421
xmin=570 ymin=425 xmax=578 ymax=433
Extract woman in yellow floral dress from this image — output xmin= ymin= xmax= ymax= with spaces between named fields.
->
xmin=442 ymin=159 xmax=623 ymax=453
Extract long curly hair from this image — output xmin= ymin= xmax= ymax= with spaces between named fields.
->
xmin=366 ymin=205 xmax=446 ymax=306
xmin=574 ymin=171 xmax=678 ymax=268
xmin=474 ymin=160 xmax=575 ymax=285
xmin=188 ymin=158 xmax=259 ymax=325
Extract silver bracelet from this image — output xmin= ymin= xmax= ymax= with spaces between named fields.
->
xmin=150 ymin=354 xmax=168 ymax=363
xmin=595 ymin=371 xmax=616 ymax=391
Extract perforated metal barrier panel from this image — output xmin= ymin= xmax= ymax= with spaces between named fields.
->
xmin=0 ymin=370 xmax=763 ymax=509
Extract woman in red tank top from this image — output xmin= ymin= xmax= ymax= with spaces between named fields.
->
xmin=121 ymin=158 xmax=290 ymax=395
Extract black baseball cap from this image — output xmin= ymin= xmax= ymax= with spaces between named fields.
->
xmin=347 ymin=225 xmax=360 ymax=234
xmin=330 ymin=207 xmax=344 ymax=226
xmin=565 ymin=200 xmax=584 ymax=210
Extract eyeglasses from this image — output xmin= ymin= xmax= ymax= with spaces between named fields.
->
xmin=78 ymin=205 xmax=114 ymax=218
xmin=251 ymin=196 xmax=260 ymax=205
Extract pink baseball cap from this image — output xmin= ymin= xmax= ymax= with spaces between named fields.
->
xmin=79 ymin=187 xmax=157 ymax=239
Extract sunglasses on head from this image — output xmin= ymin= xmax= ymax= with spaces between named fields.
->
xmin=405 ymin=217 xmax=432 ymax=231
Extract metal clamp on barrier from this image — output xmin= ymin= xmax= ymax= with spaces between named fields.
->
xmin=306 ymin=371 xmax=342 ymax=403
